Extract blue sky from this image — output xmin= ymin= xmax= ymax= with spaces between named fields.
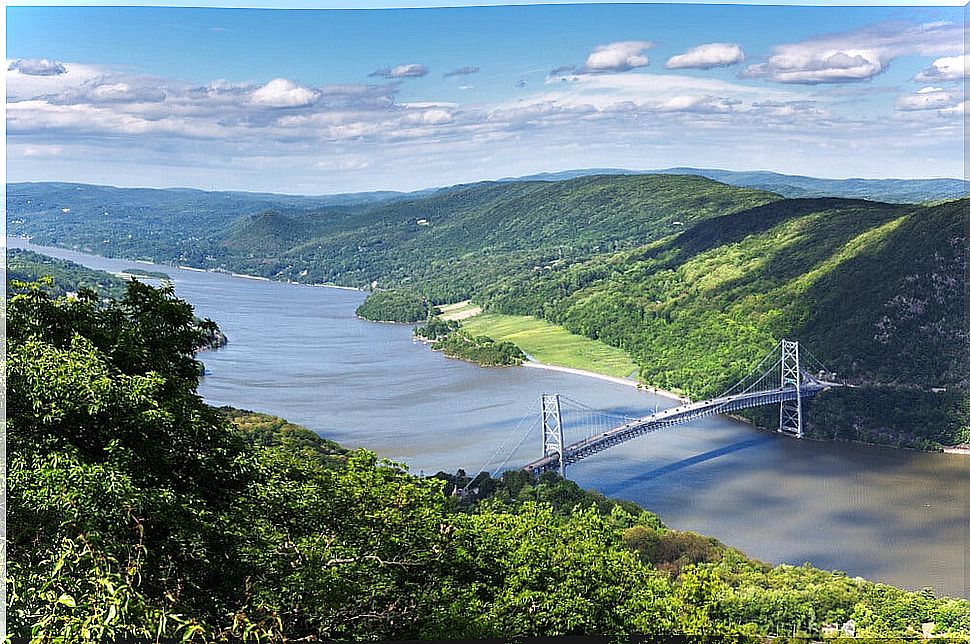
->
xmin=6 ymin=2 xmax=966 ymax=193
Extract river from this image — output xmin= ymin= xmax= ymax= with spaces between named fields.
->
xmin=9 ymin=238 xmax=968 ymax=598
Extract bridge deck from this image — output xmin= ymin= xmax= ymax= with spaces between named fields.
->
xmin=523 ymin=383 xmax=830 ymax=474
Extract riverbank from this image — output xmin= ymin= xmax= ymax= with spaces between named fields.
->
xmin=459 ymin=311 xmax=642 ymax=380
xmin=521 ymin=361 xmax=688 ymax=403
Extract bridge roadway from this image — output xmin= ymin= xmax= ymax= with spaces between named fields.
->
xmin=523 ymin=381 xmax=831 ymax=474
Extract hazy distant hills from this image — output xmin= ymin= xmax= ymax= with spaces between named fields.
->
xmin=8 ymin=174 xmax=776 ymax=298
xmin=501 ymin=168 xmax=969 ymax=204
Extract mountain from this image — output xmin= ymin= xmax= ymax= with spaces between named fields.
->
xmin=482 ymin=196 xmax=969 ymax=448
xmin=656 ymin=168 xmax=970 ymax=204
xmin=500 ymin=168 xmax=969 ymax=204
xmin=9 ymin=174 xmax=778 ymax=300
xmin=5 ymin=181 xmax=420 ymax=263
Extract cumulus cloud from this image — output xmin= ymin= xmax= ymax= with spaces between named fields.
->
xmin=583 ymin=41 xmax=652 ymax=73
xmin=895 ymin=86 xmax=963 ymax=112
xmin=743 ymin=21 xmax=963 ymax=84
xmin=369 ymin=63 xmax=429 ymax=79
xmin=444 ymin=66 xmax=479 ymax=78
xmin=666 ymin=43 xmax=745 ymax=69
xmin=402 ymin=108 xmax=454 ymax=125
xmin=8 ymin=58 xmax=67 ymax=76
xmin=914 ymin=54 xmax=968 ymax=82
xmin=251 ymin=78 xmax=318 ymax=108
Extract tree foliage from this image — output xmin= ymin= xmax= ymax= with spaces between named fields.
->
xmin=8 ymin=258 xmax=970 ymax=641
xmin=356 ymin=288 xmax=430 ymax=322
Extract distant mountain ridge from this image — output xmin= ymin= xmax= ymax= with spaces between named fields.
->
xmin=9 ymin=165 xmax=968 ymax=212
xmin=499 ymin=168 xmax=969 ymax=204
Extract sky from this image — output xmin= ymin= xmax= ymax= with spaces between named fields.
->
xmin=5 ymin=2 xmax=967 ymax=194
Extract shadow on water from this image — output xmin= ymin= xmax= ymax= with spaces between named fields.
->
xmin=599 ymin=435 xmax=778 ymax=494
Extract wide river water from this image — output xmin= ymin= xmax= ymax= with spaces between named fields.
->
xmin=10 ymin=239 xmax=968 ymax=598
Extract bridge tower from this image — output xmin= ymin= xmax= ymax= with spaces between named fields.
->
xmin=778 ymin=339 xmax=803 ymax=438
xmin=540 ymin=394 xmax=566 ymax=478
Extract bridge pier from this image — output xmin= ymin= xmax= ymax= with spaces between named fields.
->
xmin=540 ymin=394 xmax=566 ymax=478
xmin=778 ymin=339 xmax=803 ymax=438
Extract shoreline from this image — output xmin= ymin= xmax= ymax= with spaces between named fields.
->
xmin=521 ymin=360 xmax=689 ymax=403
xmin=7 ymin=238 xmax=366 ymax=292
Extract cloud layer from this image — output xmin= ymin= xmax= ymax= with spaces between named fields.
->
xmin=6 ymin=15 xmax=964 ymax=192
xmin=914 ymin=54 xmax=967 ymax=82
xmin=369 ymin=63 xmax=429 ymax=79
xmin=743 ymin=21 xmax=963 ymax=84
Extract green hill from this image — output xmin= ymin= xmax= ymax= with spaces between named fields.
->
xmin=230 ymin=174 xmax=779 ymax=299
xmin=481 ymin=197 xmax=969 ymax=448
xmin=7 ymin=248 xmax=128 ymax=298
xmin=9 ymin=174 xmax=778 ymax=297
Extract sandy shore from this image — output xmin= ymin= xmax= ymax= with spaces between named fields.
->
xmin=521 ymin=360 xmax=688 ymax=403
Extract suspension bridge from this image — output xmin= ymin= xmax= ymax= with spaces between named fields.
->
xmin=469 ymin=340 xmax=840 ymax=483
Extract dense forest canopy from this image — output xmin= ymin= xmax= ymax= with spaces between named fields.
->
xmin=8 ymin=280 xmax=970 ymax=640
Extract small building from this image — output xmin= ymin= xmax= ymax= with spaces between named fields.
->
xmin=821 ymin=623 xmax=839 ymax=637
xmin=842 ymin=619 xmax=856 ymax=637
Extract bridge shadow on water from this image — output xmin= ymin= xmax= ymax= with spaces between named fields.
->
xmin=598 ymin=435 xmax=778 ymax=493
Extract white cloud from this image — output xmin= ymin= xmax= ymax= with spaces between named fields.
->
xmin=895 ymin=86 xmax=963 ymax=112
xmin=21 ymin=144 xmax=64 ymax=157
xmin=665 ymin=43 xmax=745 ymax=70
xmin=251 ymin=78 xmax=318 ymax=108
xmin=369 ymin=63 xmax=429 ymax=79
xmin=402 ymin=108 xmax=454 ymax=125
xmin=8 ymin=58 xmax=66 ymax=76
xmin=583 ymin=41 xmax=652 ymax=73
xmin=914 ymin=54 xmax=968 ymax=82
xmin=444 ymin=66 xmax=479 ymax=78
xmin=6 ymin=59 xmax=105 ymax=101
xmin=940 ymin=101 xmax=967 ymax=116
xmin=541 ymin=71 xmax=803 ymax=109
xmin=83 ymin=82 xmax=167 ymax=103
xmin=315 ymin=156 xmax=370 ymax=171
xmin=743 ymin=21 xmax=963 ymax=84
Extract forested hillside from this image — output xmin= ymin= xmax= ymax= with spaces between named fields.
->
xmin=7 ymin=175 xmax=967 ymax=447
xmin=481 ymin=197 xmax=969 ymax=448
xmin=7 ymin=248 xmax=128 ymax=298
xmin=503 ymin=168 xmax=970 ymax=203
xmin=10 ymin=175 xmax=778 ymax=300
xmin=6 ymin=250 xmax=228 ymax=351
xmin=8 ymin=281 xmax=970 ymax=640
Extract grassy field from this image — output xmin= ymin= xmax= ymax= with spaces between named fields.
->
xmin=460 ymin=312 xmax=640 ymax=380
xmin=438 ymin=300 xmax=482 ymax=321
